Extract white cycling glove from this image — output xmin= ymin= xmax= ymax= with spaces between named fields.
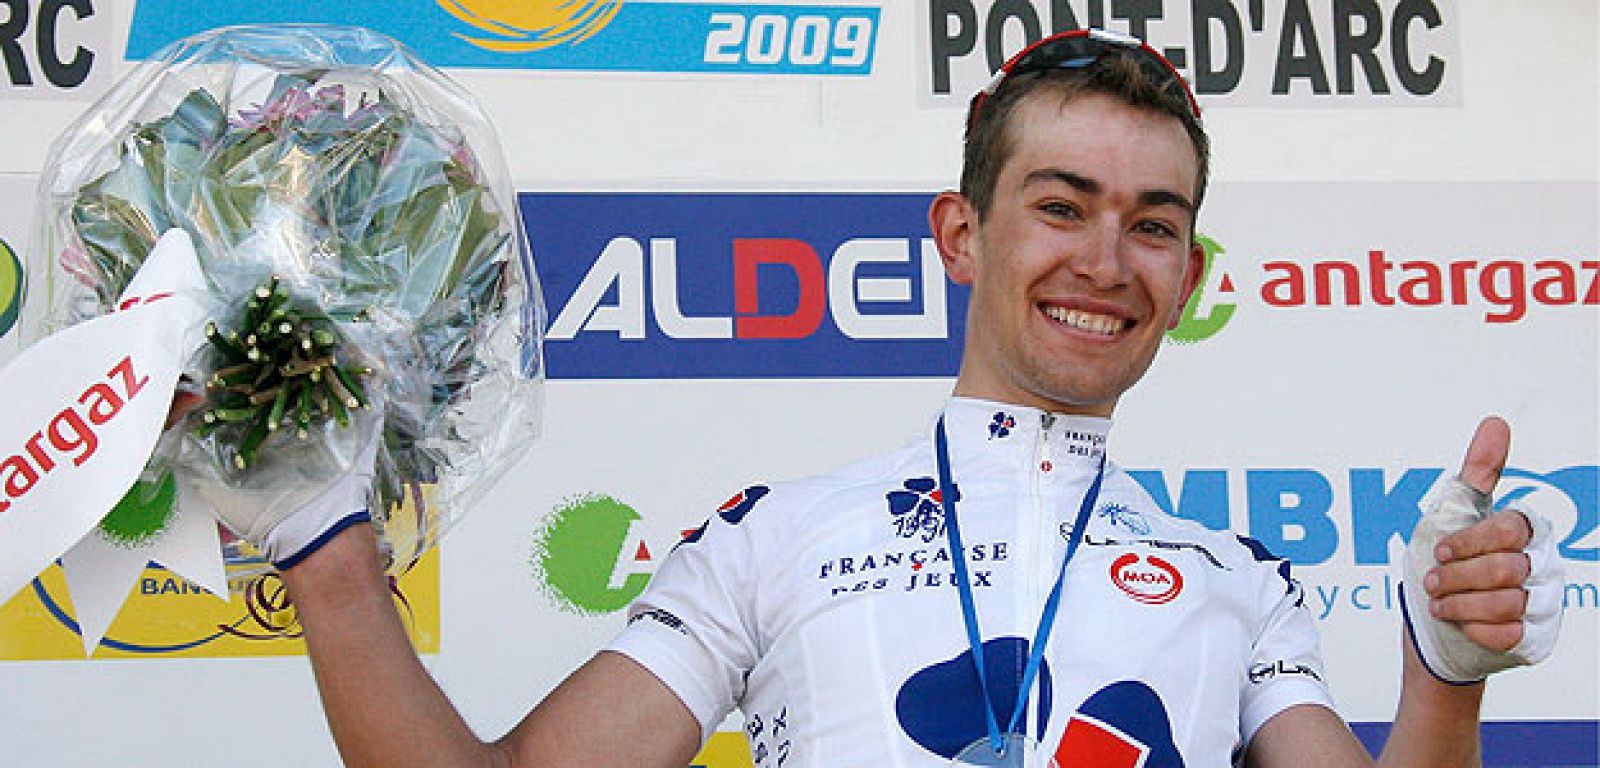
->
xmin=184 ymin=406 xmax=381 ymax=569
xmin=1401 ymin=475 xmax=1564 ymax=684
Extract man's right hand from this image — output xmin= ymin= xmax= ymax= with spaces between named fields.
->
xmin=167 ymin=386 xmax=381 ymax=569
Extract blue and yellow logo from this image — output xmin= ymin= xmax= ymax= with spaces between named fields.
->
xmin=439 ymin=0 xmax=624 ymax=52
xmin=0 ymin=236 xmax=21 ymax=340
xmin=128 ymin=0 xmax=878 ymax=75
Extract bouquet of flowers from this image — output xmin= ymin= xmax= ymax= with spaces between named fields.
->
xmin=28 ymin=25 xmax=544 ymax=576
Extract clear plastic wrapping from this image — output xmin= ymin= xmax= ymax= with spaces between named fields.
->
xmin=27 ymin=25 xmax=545 ymax=576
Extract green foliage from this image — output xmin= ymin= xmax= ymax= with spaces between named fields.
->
xmin=69 ymin=74 xmax=514 ymax=524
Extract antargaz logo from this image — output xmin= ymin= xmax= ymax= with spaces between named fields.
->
xmin=0 ymin=236 xmax=21 ymax=339
xmin=532 ymin=494 xmax=657 ymax=615
xmin=1166 ymin=234 xmax=1235 ymax=344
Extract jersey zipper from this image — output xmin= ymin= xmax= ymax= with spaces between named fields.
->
xmin=1024 ymin=412 xmax=1055 ymax=768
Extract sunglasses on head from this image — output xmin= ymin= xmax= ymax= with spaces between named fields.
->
xmin=967 ymin=28 xmax=1201 ymax=133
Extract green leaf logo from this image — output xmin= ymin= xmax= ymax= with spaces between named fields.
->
xmin=1167 ymin=234 xmax=1237 ymax=344
xmin=0 ymin=237 xmax=21 ymax=340
xmin=99 ymin=472 xmax=178 ymax=547
xmin=531 ymin=494 xmax=656 ymax=616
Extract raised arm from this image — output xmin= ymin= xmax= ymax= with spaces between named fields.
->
xmin=1247 ymin=417 xmax=1556 ymax=768
xmin=281 ymin=523 xmax=702 ymax=768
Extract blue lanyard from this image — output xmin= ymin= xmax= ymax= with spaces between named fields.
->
xmin=935 ymin=415 xmax=1106 ymax=758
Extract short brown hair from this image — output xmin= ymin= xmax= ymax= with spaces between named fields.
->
xmin=959 ymin=54 xmax=1210 ymax=224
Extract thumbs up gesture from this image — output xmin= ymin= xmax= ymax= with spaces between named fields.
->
xmin=1401 ymin=417 xmax=1565 ymax=683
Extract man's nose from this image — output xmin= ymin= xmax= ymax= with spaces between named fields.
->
xmin=1067 ymin=220 xmax=1129 ymax=288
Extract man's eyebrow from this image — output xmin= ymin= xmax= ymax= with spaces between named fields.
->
xmin=1138 ymin=188 xmax=1196 ymax=215
xmin=1023 ymin=168 xmax=1195 ymax=215
xmin=1023 ymin=168 xmax=1100 ymax=195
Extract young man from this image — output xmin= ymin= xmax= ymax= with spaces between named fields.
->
xmin=268 ymin=29 xmax=1556 ymax=768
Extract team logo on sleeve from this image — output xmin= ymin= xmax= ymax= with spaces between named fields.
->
xmin=1110 ymin=554 xmax=1184 ymax=605
xmin=887 ymin=477 xmax=958 ymax=543
xmin=679 ymin=484 xmax=770 ymax=545
xmin=716 ymin=485 xmax=769 ymax=524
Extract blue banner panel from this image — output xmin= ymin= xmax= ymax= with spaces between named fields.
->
xmin=128 ymin=1 xmax=878 ymax=75
xmin=521 ymin=193 xmax=965 ymax=379
xmin=1351 ymin=720 xmax=1599 ymax=767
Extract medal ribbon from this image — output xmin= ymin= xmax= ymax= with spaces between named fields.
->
xmin=935 ymin=415 xmax=1106 ymax=759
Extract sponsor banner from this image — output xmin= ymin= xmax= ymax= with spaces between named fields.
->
xmin=0 ymin=0 xmax=115 ymax=101
xmin=918 ymin=0 xmax=1462 ymax=107
xmin=523 ymin=184 xmax=1595 ymax=379
xmin=525 ymin=193 xmax=967 ymax=378
xmin=127 ymin=0 xmax=880 ymax=76
xmin=1129 ymin=464 xmax=1597 ymax=566
xmin=0 ymin=548 xmax=439 ymax=659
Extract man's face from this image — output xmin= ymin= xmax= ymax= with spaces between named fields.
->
xmin=933 ymin=91 xmax=1205 ymax=416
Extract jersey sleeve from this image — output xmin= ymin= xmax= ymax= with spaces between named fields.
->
xmin=605 ymin=485 xmax=771 ymax=742
xmin=1238 ymin=557 xmax=1336 ymax=744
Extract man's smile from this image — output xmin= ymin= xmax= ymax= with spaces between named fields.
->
xmin=1040 ymin=304 xmax=1134 ymax=338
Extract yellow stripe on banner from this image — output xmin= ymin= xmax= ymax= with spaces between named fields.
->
xmin=690 ymin=731 xmax=755 ymax=768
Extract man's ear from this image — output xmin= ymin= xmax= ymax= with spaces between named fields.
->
xmin=1168 ymin=239 xmax=1207 ymax=330
xmin=929 ymin=191 xmax=977 ymax=285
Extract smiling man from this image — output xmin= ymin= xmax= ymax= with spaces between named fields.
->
xmin=254 ymin=28 xmax=1562 ymax=768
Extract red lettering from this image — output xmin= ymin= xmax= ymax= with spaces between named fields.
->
xmin=24 ymin=432 xmax=55 ymax=473
xmin=115 ymin=292 xmax=174 ymax=311
xmin=78 ymin=382 xmax=124 ymax=425
xmin=2 ymin=454 xmax=40 ymax=498
xmin=46 ymin=408 xmax=98 ymax=467
xmin=1260 ymin=262 xmax=1305 ymax=306
xmin=1313 ymin=261 xmax=1361 ymax=306
xmin=1398 ymin=261 xmax=1442 ymax=305
xmin=732 ymin=239 xmax=825 ymax=339
xmin=1532 ymin=260 xmax=1577 ymax=304
xmin=1480 ymin=260 xmax=1527 ymax=323
xmin=1368 ymin=250 xmax=1395 ymax=305
xmin=1448 ymin=260 xmax=1476 ymax=305
xmin=109 ymin=355 xmax=148 ymax=401
xmin=1584 ymin=261 xmax=1599 ymax=305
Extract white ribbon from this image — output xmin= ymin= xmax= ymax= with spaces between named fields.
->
xmin=0 ymin=230 xmax=212 ymax=614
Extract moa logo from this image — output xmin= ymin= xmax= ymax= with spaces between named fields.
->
xmin=1111 ymin=553 xmax=1184 ymax=605
xmin=0 ymin=237 xmax=20 ymax=339
xmin=437 ymin=0 xmax=624 ymax=52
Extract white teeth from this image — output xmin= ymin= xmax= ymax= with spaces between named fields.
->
xmin=1044 ymin=306 xmax=1124 ymax=335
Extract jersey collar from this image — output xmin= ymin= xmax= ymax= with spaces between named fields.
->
xmin=939 ymin=396 xmax=1110 ymax=474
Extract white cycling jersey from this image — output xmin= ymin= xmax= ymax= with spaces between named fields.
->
xmin=608 ymin=397 xmax=1334 ymax=767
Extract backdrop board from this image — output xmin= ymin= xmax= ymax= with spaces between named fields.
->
xmin=0 ymin=1 xmax=1594 ymax=766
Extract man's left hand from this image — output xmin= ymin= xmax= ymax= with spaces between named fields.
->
xmin=1422 ymin=417 xmax=1533 ymax=652
xmin=1402 ymin=416 xmax=1564 ymax=683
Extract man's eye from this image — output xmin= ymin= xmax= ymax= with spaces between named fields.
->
xmin=1134 ymin=220 xmax=1177 ymax=238
xmin=1039 ymin=201 xmax=1079 ymax=218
